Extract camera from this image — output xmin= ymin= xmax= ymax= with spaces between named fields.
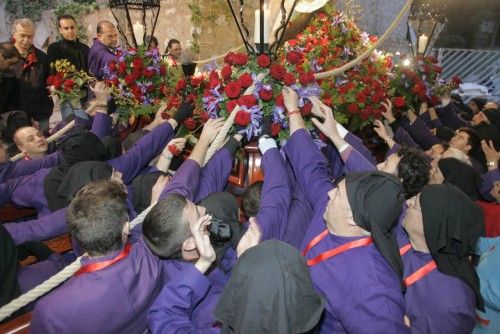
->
xmin=208 ymin=217 xmax=232 ymax=244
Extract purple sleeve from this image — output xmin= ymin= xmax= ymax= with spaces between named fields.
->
xmin=256 ymin=148 xmax=292 ymax=241
xmin=0 ymin=174 xmax=31 ymax=207
xmin=193 ymin=148 xmax=233 ymax=203
xmin=0 ymin=151 xmax=61 ymax=183
xmin=345 ymin=132 xmax=377 ymax=165
xmin=107 ymin=122 xmax=174 ymax=184
xmin=399 ymin=117 xmax=441 ymax=150
xmin=159 ymin=159 xmax=201 ymax=201
xmin=284 ymin=129 xmax=331 ymax=212
xmin=90 ymin=112 xmax=112 ymax=139
xmin=3 ymin=208 xmax=67 ymax=245
xmin=479 ymin=169 xmax=500 ymax=202
xmin=385 ymin=143 xmax=402 ymax=159
xmin=393 ymin=127 xmax=420 ymax=150
xmin=343 ymin=147 xmax=377 ymax=173
xmin=148 ymin=265 xmax=215 ymax=334
xmin=322 ymin=144 xmax=345 ymax=181
xmin=436 ymin=103 xmax=471 ymax=130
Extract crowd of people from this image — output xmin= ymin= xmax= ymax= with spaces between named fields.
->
xmin=0 ymin=12 xmax=499 ymax=334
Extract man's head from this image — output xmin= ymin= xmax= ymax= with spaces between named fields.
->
xmin=449 ymin=127 xmax=481 ymax=155
xmin=58 ymin=15 xmax=77 ymax=42
xmin=166 ymin=39 xmax=182 ymax=60
xmin=0 ymin=42 xmax=20 ymax=71
xmin=143 ymin=194 xmax=205 ymax=260
xmin=472 ymin=108 xmax=500 ymax=131
xmin=13 ymin=126 xmax=48 ymax=158
xmin=468 ymin=98 xmax=486 ymax=115
xmin=68 ymin=179 xmax=129 ymax=257
xmin=425 ymin=142 xmax=449 ymax=161
xmin=12 ymin=18 xmax=35 ymax=54
xmin=97 ymin=21 xmax=118 ymax=48
xmin=396 ymin=147 xmax=431 ymax=199
xmin=242 ymin=181 xmax=263 ymax=218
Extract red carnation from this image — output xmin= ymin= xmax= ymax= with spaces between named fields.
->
xmin=238 ymin=94 xmax=257 ymax=108
xmin=221 ymin=65 xmax=232 ymax=81
xmin=393 ymin=96 xmax=406 ymax=108
xmin=146 ymin=84 xmax=154 ymax=93
xmin=132 ymin=57 xmax=144 ymax=70
xmin=301 ymin=103 xmax=312 ymax=116
xmin=132 ymin=68 xmax=142 ymax=80
xmin=238 ymin=73 xmax=253 ymax=88
xmin=270 ymin=64 xmax=286 ymax=80
xmin=347 ymin=103 xmax=360 ymax=114
xmin=286 ymin=50 xmax=303 ymax=65
xmin=429 ymin=95 xmax=441 ymax=107
xmin=259 ymin=89 xmax=273 ymax=101
xmin=143 ymin=69 xmax=155 ymax=78
xmin=183 ymin=117 xmax=197 ymax=130
xmin=191 ymin=76 xmax=203 ymax=87
xmin=234 ymin=110 xmax=251 ymax=126
xmin=225 ymin=81 xmax=242 ymax=99
xmin=63 ymin=85 xmax=72 ymax=94
xmin=168 ymin=144 xmax=180 ymax=156
xmin=283 ymin=73 xmax=296 ymax=86
xmin=356 ymin=92 xmax=367 ymax=104
xmin=176 ymin=78 xmax=187 ymax=92
xmin=299 ymin=72 xmax=315 ymax=86
xmin=226 ymin=99 xmax=238 ymax=112
xmin=124 ymin=74 xmax=136 ymax=86
xmin=271 ymin=122 xmax=281 ymax=136
xmin=451 ymin=76 xmax=462 ymax=86
xmin=209 ymin=78 xmax=222 ymax=89
xmin=118 ymin=62 xmax=127 ymax=74
xmin=275 ymin=93 xmax=284 ymax=107
xmin=108 ymin=61 xmax=117 ymax=72
xmin=257 ymin=54 xmax=271 ymax=68
xmin=224 ymin=51 xmax=235 ymax=65
xmin=46 ymin=76 xmax=54 ymax=86
xmin=159 ymin=65 xmax=167 ymax=76
xmin=232 ymin=53 xmax=249 ymax=66
xmin=200 ymin=111 xmax=210 ymax=122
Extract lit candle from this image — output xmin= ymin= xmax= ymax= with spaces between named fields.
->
xmin=254 ymin=4 xmax=270 ymax=44
xmin=133 ymin=21 xmax=145 ymax=45
xmin=418 ymin=34 xmax=428 ymax=54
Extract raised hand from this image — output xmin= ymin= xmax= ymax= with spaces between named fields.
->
xmin=191 ymin=214 xmax=216 ymax=273
xmin=381 ymin=98 xmax=396 ymax=123
xmin=200 ymin=118 xmax=225 ymax=144
xmin=282 ymin=86 xmax=299 ymax=113
xmin=481 ymin=140 xmax=499 ymax=170
xmin=90 ymin=81 xmax=110 ymax=104
xmin=311 ymin=102 xmax=339 ymax=141
xmin=236 ymin=217 xmax=262 ymax=257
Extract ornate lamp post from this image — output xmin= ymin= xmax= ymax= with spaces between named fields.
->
xmin=109 ymin=0 xmax=161 ymax=49
xmin=226 ymin=0 xmax=299 ymax=58
xmin=407 ymin=0 xmax=446 ymax=56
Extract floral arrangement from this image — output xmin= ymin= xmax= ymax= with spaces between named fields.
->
xmin=432 ymin=75 xmax=462 ymax=99
xmin=281 ymin=4 xmax=393 ymax=131
xmin=46 ymin=59 xmax=93 ymax=108
xmin=103 ymin=46 xmax=181 ymax=119
xmin=389 ymin=55 xmax=443 ymax=112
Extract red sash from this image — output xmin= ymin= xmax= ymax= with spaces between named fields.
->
xmin=75 ymin=243 xmax=132 ymax=276
xmin=302 ymin=229 xmax=373 ymax=266
xmin=399 ymin=243 xmax=437 ymax=287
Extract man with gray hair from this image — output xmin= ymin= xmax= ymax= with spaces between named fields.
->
xmin=10 ymin=18 xmax=53 ymax=132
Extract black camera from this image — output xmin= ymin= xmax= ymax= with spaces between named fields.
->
xmin=208 ymin=217 xmax=232 ymax=244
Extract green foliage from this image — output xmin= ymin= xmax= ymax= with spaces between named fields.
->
xmin=188 ymin=0 xmax=202 ymax=55
xmin=6 ymin=0 xmax=56 ymax=22
xmin=54 ymin=1 xmax=99 ymax=41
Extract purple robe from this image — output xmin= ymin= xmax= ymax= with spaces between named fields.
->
xmin=393 ymin=127 xmax=420 ymax=151
xmin=30 ymin=226 xmax=187 ymax=333
xmin=345 ymin=132 xmax=377 ymax=165
xmin=435 ymin=103 xmax=470 ymax=130
xmin=0 ymin=151 xmax=61 ymax=184
xmin=284 ymin=129 xmax=409 ymax=333
xmin=399 ymin=117 xmax=441 ymax=151
xmin=479 ymin=169 xmax=500 ymax=202
xmin=88 ymin=39 xmax=117 ymax=80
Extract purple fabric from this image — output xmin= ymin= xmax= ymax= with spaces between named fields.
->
xmin=159 ymin=159 xmax=201 ymax=201
xmin=479 ymin=169 xmax=500 ymax=202
xmin=393 ymin=127 xmax=420 ymax=150
xmin=343 ymin=146 xmax=377 ymax=173
xmin=30 ymin=226 xmax=187 ymax=333
xmin=436 ymin=103 xmax=471 ymax=131
xmin=345 ymin=132 xmax=377 ymax=165
xmin=400 ymin=117 xmax=441 ymax=151
xmin=284 ymin=129 xmax=409 ymax=333
xmin=194 ymin=148 xmax=233 ymax=203
xmin=3 ymin=208 xmax=67 ymax=245
xmin=322 ymin=144 xmax=346 ymax=181
xmin=90 ymin=112 xmax=112 ymax=139
xmin=0 ymin=152 xmax=61 ymax=184
xmin=10 ymin=168 xmax=51 ymax=217
xmin=88 ymin=39 xmax=117 ymax=80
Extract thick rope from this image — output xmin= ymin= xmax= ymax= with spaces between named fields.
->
xmin=203 ymin=71 xmax=268 ymax=166
xmin=313 ymin=0 xmax=413 ymax=80
xmin=0 ymin=204 xmax=152 ymax=322
xmin=195 ymin=44 xmax=244 ymax=65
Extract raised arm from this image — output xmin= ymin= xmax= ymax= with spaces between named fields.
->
xmin=1 ymin=151 xmax=61 ymax=183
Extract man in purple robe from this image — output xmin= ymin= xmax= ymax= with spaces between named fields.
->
xmin=88 ymin=21 xmax=118 ymax=80
xmin=281 ymin=87 xmax=409 ymax=333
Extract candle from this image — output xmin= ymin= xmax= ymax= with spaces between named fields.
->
xmin=254 ymin=5 xmax=270 ymax=44
xmin=133 ymin=21 xmax=145 ymax=45
xmin=418 ymin=34 xmax=428 ymax=54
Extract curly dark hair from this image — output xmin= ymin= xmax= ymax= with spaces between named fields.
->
xmin=397 ymin=147 xmax=431 ymax=199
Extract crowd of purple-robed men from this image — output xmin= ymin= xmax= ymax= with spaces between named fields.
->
xmin=0 ymin=14 xmax=499 ymax=334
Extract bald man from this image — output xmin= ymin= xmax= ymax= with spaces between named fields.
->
xmin=88 ymin=21 xmax=119 ymax=80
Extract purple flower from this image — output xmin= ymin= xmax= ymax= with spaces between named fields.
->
xmin=291 ymin=83 xmax=322 ymax=108
xmin=238 ymin=105 xmax=263 ymax=141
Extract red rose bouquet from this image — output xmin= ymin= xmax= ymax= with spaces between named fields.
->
xmin=46 ymin=59 xmax=93 ymax=108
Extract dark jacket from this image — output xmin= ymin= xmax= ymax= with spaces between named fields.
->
xmin=47 ymin=38 xmax=90 ymax=73
xmin=0 ymin=72 xmax=18 ymax=115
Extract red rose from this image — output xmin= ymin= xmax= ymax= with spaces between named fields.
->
xmin=226 ymin=99 xmax=238 ymax=112
xmin=271 ymin=122 xmax=281 ymax=136
xmin=176 ymin=78 xmax=187 ymax=92
xmin=347 ymin=103 xmax=360 ymax=114
xmin=238 ymin=94 xmax=257 ymax=108
xmin=168 ymin=144 xmax=180 ymax=156
xmin=200 ymin=111 xmax=210 ymax=122
xmin=146 ymin=84 xmax=154 ymax=93
xmin=270 ymin=64 xmax=286 ymax=80
xmin=46 ymin=76 xmax=54 ymax=86
xmin=108 ymin=61 xmax=117 ymax=72
xmin=221 ymin=64 xmax=232 ymax=81
xmin=283 ymin=73 xmax=296 ymax=86
xmin=257 ymin=54 xmax=271 ymax=68
xmin=143 ymin=69 xmax=155 ymax=78
xmin=63 ymin=85 xmax=72 ymax=93
xmin=393 ymin=96 xmax=406 ymax=108
xmin=288 ymin=39 xmax=297 ymax=47
xmin=301 ymin=103 xmax=312 ymax=116
xmin=225 ymin=81 xmax=241 ymax=99
xmin=132 ymin=57 xmax=144 ymax=70
xmin=209 ymin=78 xmax=222 ymax=89
xmin=299 ymin=72 xmax=315 ymax=86
xmin=160 ymin=64 xmax=167 ymax=76
xmin=232 ymin=53 xmax=249 ymax=66
xmin=234 ymin=110 xmax=251 ymax=126
xmin=118 ymin=62 xmax=127 ymax=74
xmin=259 ymin=89 xmax=273 ymax=101
xmin=238 ymin=73 xmax=253 ymax=88
xmin=356 ymin=92 xmax=367 ymax=104
xmin=275 ymin=93 xmax=284 ymax=107
xmin=125 ymin=74 xmax=136 ymax=86
xmin=224 ymin=51 xmax=235 ymax=65
xmin=132 ymin=68 xmax=142 ymax=80
xmin=191 ymin=76 xmax=203 ymax=87
xmin=183 ymin=117 xmax=197 ymax=130
xmin=429 ymin=95 xmax=441 ymax=107
xmin=360 ymin=110 xmax=370 ymax=120
xmin=451 ymin=76 xmax=462 ymax=86
xmin=286 ymin=50 xmax=303 ymax=65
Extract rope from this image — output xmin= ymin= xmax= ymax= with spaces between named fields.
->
xmin=0 ymin=203 xmax=152 ymax=322
xmin=202 ymin=71 xmax=268 ymax=166
xmin=195 ymin=44 xmax=244 ymax=65
xmin=313 ymin=0 xmax=414 ymax=80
